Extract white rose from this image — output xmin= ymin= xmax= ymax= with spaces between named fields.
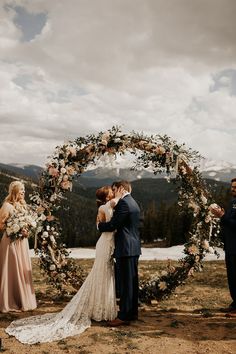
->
xmin=40 ymin=214 xmax=47 ymax=221
xmin=201 ymin=195 xmax=208 ymax=205
xmin=6 ymin=227 xmax=12 ymax=235
xmin=50 ymin=235 xmax=56 ymax=243
xmin=59 ymin=160 xmax=65 ymax=167
xmin=60 ymin=167 xmax=67 ymax=174
xmin=12 ymin=224 xmax=20 ymax=233
xmin=42 ymin=231 xmax=49 ymax=237
xmin=31 ymin=221 xmax=37 ymax=228
xmin=49 ymin=265 xmax=56 ymax=271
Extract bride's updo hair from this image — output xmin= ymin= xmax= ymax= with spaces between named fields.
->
xmin=5 ymin=181 xmax=26 ymax=207
xmin=96 ymin=186 xmax=112 ymax=208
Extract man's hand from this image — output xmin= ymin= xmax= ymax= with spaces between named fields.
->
xmin=115 ymin=186 xmax=125 ymax=199
xmin=210 ymin=205 xmax=225 ymax=218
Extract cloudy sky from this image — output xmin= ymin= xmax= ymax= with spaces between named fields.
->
xmin=1 ymin=0 xmax=236 ymax=167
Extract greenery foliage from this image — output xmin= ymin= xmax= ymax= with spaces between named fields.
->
xmin=21 ymin=126 xmax=224 ymax=301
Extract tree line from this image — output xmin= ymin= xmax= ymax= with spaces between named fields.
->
xmin=0 ymin=172 xmax=232 ymax=248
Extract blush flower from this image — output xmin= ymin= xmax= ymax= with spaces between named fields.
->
xmin=158 ymin=281 xmax=167 ymax=291
xmin=201 ymin=240 xmax=209 ymax=250
xmin=155 ymin=145 xmax=166 ymax=155
xmin=61 ymin=180 xmax=72 ymax=190
xmin=66 ymin=166 xmax=76 ymax=175
xmin=188 ymin=245 xmax=199 ymax=255
xmin=48 ymin=167 xmax=59 ymax=177
xmin=67 ymin=146 xmax=77 ymax=157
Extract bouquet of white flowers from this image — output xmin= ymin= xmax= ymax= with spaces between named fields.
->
xmin=6 ymin=207 xmax=38 ymax=242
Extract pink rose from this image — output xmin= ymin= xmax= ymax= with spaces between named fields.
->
xmin=67 ymin=146 xmax=77 ymax=157
xmin=155 ymin=146 xmax=166 ymax=155
xmin=61 ymin=180 xmax=72 ymax=190
xmin=66 ymin=166 xmax=76 ymax=175
xmin=48 ymin=167 xmax=59 ymax=177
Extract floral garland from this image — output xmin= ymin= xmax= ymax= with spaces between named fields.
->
xmin=31 ymin=126 xmax=221 ymax=300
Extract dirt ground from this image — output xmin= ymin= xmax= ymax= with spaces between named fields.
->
xmin=0 ymin=259 xmax=236 ymax=354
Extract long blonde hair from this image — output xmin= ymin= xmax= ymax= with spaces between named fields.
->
xmin=4 ymin=181 xmax=26 ymax=207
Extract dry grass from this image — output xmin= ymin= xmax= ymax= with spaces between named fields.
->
xmin=0 ymin=259 xmax=236 ymax=354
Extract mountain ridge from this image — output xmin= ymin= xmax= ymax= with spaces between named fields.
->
xmin=1 ymin=158 xmax=236 ymax=184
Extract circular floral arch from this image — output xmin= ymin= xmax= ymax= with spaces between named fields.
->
xmin=31 ymin=127 xmax=221 ymax=302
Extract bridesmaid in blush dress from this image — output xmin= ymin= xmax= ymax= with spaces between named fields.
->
xmin=0 ymin=181 xmax=37 ymax=313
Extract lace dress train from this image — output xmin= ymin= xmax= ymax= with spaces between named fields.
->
xmin=5 ymin=202 xmax=117 ymax=344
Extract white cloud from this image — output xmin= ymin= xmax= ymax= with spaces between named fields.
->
xmin=0 ymin=0 xmax=236 ymax=166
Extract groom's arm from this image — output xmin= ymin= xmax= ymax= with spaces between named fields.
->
xmin=98 ymin=199 xmax=129 ymax=232
xmin=221 ymin=209 xmax=236 ymax=228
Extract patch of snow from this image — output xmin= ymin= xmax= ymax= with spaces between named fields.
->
xmin=29 ymin=245 xmax=225 ymax=261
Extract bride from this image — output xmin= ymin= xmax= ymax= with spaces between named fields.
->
xmin=6 ymin=185 xmax=120 ymax=344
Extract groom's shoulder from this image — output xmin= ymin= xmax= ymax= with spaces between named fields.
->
xmin=123 ymin=194 xmax=137 ymax=206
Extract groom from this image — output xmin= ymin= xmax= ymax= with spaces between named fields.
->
xmin=98 ymin=180 xmax=141 ymax=326
xmin=211 ymin=178 xmax=236 ymax=316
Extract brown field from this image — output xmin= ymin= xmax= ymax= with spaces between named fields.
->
xmin=0 ymin=259 xmax=236 ymax=354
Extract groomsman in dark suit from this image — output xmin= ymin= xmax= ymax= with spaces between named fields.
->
xmin=211 ymin=178 xmax=236 ymax=316
xmin=98 ymin=180 xmax=141 ymax=326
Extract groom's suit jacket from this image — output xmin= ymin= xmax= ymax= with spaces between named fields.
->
xmin=98 ymin=194 xmax=141 ymax=258
xmin=221 ymin=198 xmax=236 ymax=254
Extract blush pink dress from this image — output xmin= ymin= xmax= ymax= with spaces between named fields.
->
xmin=0 ymin=202 xmax=37 ymax=313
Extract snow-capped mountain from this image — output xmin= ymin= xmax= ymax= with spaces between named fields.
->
xmin=199 ymin=159 xmax=236 ymax=182
xmin=0 ymin=157 xmax=235 ymax=183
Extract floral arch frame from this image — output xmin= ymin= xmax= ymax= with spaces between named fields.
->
xmin=31 ymin=127 xmax=221 ymax=303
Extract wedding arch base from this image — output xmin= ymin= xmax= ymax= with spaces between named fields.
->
xmin=31 ymin=126 xmax=221 ymax=303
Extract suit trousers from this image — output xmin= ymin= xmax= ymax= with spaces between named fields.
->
xmin=225 ymin=253 xmax=236 ymax=308
xmin=116 ymin=256 xmax=139 ymax=321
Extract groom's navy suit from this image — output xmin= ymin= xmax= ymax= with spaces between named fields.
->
xmin=221 ymin=198 xmax=236 ymax=308
xmin=98 ymin=193 xmax=141 ymax=321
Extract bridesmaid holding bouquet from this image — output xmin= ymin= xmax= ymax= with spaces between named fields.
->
xmin=0 ymin=181 xmax=37 ymax=313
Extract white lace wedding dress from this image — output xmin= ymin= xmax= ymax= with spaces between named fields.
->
xmin=5 ymin=201 xmax=117 ymax=344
